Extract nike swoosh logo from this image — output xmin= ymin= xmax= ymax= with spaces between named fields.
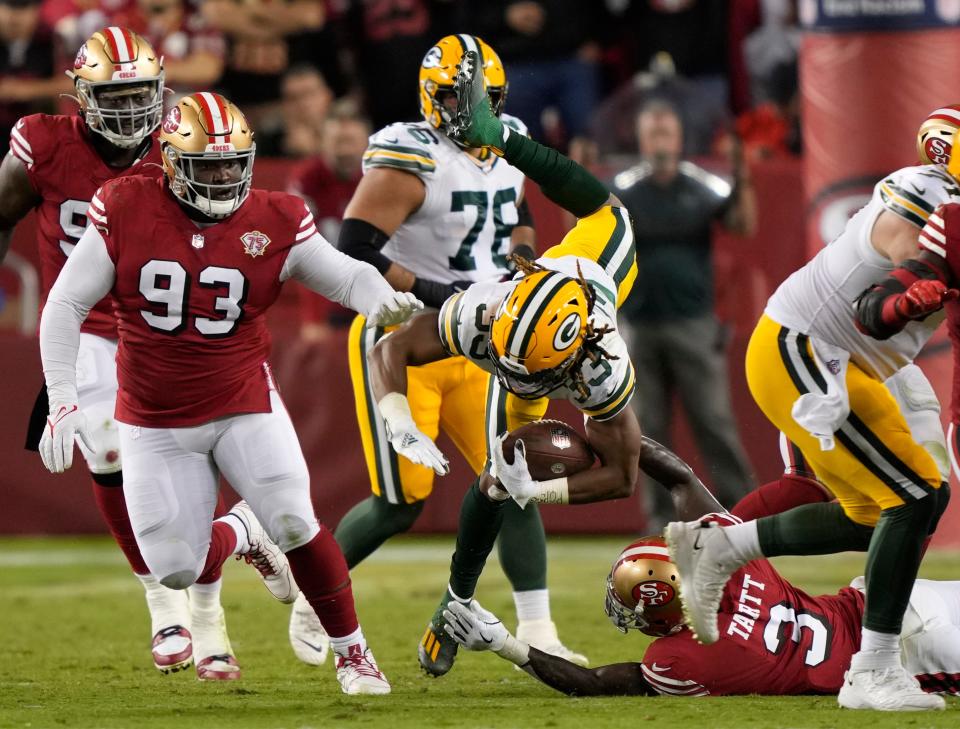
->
xmin=693 ymin=531 xmax=704 ymax=551
xmin=650 ymin=663 xmax=671 ymax=673
xmin=382 ymin=136 xmax=399 ymax=144
xmin=909 ymin=183 xmax=926 ymax=195
xmin=294 ymin=638 xmax=327 ymax=652
xmin=481 ymin=634 xmax=493 ymax=644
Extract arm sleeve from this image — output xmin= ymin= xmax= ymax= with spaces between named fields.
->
xmin=281 ymin=232 xmax=397 ymax=318
xmin=40 ymin=225 xmax=116 ymax=406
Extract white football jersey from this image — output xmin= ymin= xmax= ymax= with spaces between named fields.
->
xmin=362 ymin=115 xmax=528 ymax=286
xmin=765 ymin=165 xmax=960 ymax=380
xmin=438 ymin=255 xmax=636 ymax=421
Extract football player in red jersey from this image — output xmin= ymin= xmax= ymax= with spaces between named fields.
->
xmin=443 ymin=438 xmax=960 ymax=698
xmin=0 ymin=27 xmax=245 ymax=678
xmin=36 ymin=91 xmax=421 ymax=695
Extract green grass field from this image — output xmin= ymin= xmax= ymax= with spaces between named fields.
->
xmin=1 ymin=536 xmax=958 ymax=729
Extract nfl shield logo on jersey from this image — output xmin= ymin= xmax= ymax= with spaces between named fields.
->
xmin=191 ymin=233 xmax=204 ymax=249
xmin=241 ymin=230 xmax=271 ymax=257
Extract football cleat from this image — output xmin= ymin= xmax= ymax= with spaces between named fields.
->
xmin=289 ymin=592 xmax=329 ymax=666
xmin=418 ymin=600 xmax=460 ymax=677
xmin=839 ymin=657 xmax=945 ymax=711
xmin=227 ymin=501 xmax=299 ymax=604
xmin=335 ymin=645 xmax=391 ymax=695
xmin=516 ymin=619 xmax=588 ymax=667
xmin=665 ymin=520 xmax=740 ymax=644
xmin=151 ymin=625 xmax=193 ymax=674
xmin=192 ymin=606 xmax=240 ymax=681
xmin=196 ymin=654 xmax=241 ymax=681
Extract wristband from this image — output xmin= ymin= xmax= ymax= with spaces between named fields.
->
xmin=532 ymin=477 xmax=569 ymax=504
xmin=377 ymin=392 xmax=415 ymax=430
xmin=495 ymin=634 xmax=531 ymax=666
xmin=411 ymin=277 xmax=456 ymax=309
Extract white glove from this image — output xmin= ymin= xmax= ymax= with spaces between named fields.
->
xmin=491 ymin=433 xmax=537 ymax=508
xmin=443 ymin=600 xmax=509 ymax=653
xmin=39 ymin=404 xmax=95 ymax=474
xmin=366 ymin=291 xmax=423 ymax=328
xmin=378 ymin=393 xmax=449 ymax=475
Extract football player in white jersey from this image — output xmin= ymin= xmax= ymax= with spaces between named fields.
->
xmin=331 ymin=34 xmax=585 ymax=668
xmin=666 ymin=106 xmax=960 ymax=711
xmin=365 ymin=50 xmax=643 ymax=678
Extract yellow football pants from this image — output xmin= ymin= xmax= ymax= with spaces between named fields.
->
xmin=350 ymin=316 xmax=548 ymax=503
xmin=745 ymin=314 xmax=941 ymax=526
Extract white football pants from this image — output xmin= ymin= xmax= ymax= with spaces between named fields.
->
xmin=902 ymin=579 xmax=960 ymax=693
xmin=118 ymin=391 xmax=319 ymax=589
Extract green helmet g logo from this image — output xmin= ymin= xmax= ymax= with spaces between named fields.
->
xmin=553 ymin=313 xmax=582 ymax=351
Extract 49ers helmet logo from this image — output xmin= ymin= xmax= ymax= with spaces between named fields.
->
xmin=74 ymin=44 xmax=89 ymax=70
xmin=925 ymin=137 xmax=952 ymax=166
xmin=162 ymin=107 xmax=181 ymax=135
xmin=633 ymin=580 xmax=676 ymax=607
xmin=241 ymin=230 xmax=271 ymax=257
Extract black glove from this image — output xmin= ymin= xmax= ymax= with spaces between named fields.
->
xmin=411 ymin=277 xmax=472 ymax=309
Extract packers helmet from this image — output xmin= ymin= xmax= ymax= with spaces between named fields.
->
xmin=159 ymin=92 xmax=256 ymax=219
xmin=605 ymin=536 xmax=684 ymax=637
xmin=918 ymin=105 xmax=960 ymax=166
xmin=68 ymin=27 xmax=164 ymax=148
xmin=419 ymin=34 xmax=507 ymax=137
xmin=489 ymin=268 xmax=590 ymax=399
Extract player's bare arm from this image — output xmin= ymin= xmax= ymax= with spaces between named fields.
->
xmin=366 ymin=310 xmax=452 ymax=475
xmin=0 ymin=151 xmax=41 ymax=263
xmin=870 ymin=208 xmax=928 ymax=263
xmin=441 ymin=599 xmax=656 ymax=696
xmin=339 ymin=166 xmax=425 ymax=292
xmin=639 ymin=436 xmax=725 ymax=520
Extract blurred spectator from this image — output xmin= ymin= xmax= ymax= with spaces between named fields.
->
xmin=111 ymin=0 xmax=225 ymax=94
xmin=743 ymin=0 xmax=798 ymax=105
xmin=588 ymin=52 xmax=730 ymax=159
xmin=614 ymin=100 xmax=756 ymax=529
xmin=473 ymin=0 xmax=602 ymax=145
xmin=201 ymin=0 xmax=325 ymax=126
xmin=0 ymin=0 xmax=66 ymax=156
xmin=289 ymin=110 xmax=370 ymax=337
xmin=725 ymin=59 xmax=800 ymax=161
xmin=42 ymin=0 xmax=130 ymax=59
xmin=341 ymin=0 xmax=456 ymax=130
xmin=256 ymin=64 xmax=333 ymax=158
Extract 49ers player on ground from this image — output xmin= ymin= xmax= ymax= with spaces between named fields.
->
xmin=0 ymin=27 xmax=244 ymax=679
xmin=36 ymin=91 xmax=422 ymax=695
xmin=443 ymin=438 xmax=960 ymax=698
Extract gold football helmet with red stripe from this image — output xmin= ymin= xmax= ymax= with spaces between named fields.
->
xmin=917 ymin=105 xmax=960 ymax=166
xmin=68 ymin=26 xmax=164 ymax=148
xmin=605 ymin=536 xmax=684 ymax=637
xmin=159 ymin=92 xmax=256 ymax=219
xmin=419 ymin=34 xmax=506 ymax=137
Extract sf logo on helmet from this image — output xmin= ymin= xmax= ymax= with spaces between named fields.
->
xmin=925 ymin=137 xmax=951 ymax=166
xmin=633 ymin=580 xmax=675 ymax=607
xmin=553 ymin=313 xmax=581 ymax=350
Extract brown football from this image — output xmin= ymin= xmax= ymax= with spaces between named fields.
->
xmin=502 ymin=419 xmax=596 ymax=480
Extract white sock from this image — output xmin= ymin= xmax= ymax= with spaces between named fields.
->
xmin=188 ymin=579 xmax=223 ymax=618
xmin=860 ymin=628 xmax=900 ymax=655
xmin=218 ymin=514 xmax=249 ymax=555
xmin=329 ymin=626 xmax=367 ymax=656
xmin=513 ymin=589 xmax=550 ymax=623
xmin=722 ymin=521 xmax=764 ymax=563
xmin=136 ymin=572 xmax=189 ymax=634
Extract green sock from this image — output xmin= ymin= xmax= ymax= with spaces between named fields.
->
xmin=501 ymin=131 xmax=609 ymax=217
xmin=862 ymin=496 xmax=938 ymax=633
xmin=757 ymin=502 xmax=874 ymax=556
xmin=448 ymin=480 xmax=506 ymax=599
xmin=334 ymin=495 xmax=423 ymax=569
xmin=498 ymin=500 xmax=547 ymax=592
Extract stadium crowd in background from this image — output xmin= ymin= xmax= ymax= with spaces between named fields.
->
xmin=0 ymin=0 xmax=804 ymax=524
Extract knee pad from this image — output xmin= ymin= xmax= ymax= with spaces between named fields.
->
xmin=159 ymin=568 xmax=199 ymax=591
xmin=78 ymin=399 xmax=122 ymax=474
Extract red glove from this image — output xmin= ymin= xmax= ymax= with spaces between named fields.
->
xmin=894 ymin=279 xmax=959 ymax=320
